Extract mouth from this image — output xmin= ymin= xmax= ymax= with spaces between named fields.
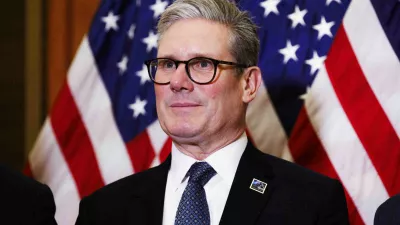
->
xmin=170 ymin=102 xmax=201 ymax=108
xmin=170 ymin=102 xmax=200 ymax=108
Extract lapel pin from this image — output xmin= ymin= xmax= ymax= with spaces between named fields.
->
xmin=249 ymin=178 xmax=267 ymax=194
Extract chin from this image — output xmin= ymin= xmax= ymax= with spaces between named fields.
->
xmin=162 ymin=121 xmax=203 ymax=142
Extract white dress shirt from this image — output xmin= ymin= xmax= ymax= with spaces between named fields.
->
xmin=162 ymin=133 xmax=248 ymax=225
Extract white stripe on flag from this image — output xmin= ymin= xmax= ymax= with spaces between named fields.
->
xmin=306 ymin=66 xmax=389 ymax=225
xmin=29 ymin=118 xmax=80 ymax=225
xmin=246 ymin=82 xmax=293 ymax=161
xmin=67 ymin=37 xmax=134 ymax=184
xmin=344 ymin=0 xmax=400 ymax=138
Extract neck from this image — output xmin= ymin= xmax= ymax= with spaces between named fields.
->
xmin=173 ymin=129 xmax=245 ymax=160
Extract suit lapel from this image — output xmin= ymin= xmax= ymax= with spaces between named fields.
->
xmin=127 ymin=156 xmax=171 ymax=225
xmin=219 ymin=142 xmax=276 ymax=225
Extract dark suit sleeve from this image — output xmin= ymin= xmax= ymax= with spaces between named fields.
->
xmin=32 ymin=184 xmax=58 ymax=225
xmin=317 ymin=180 xmax=349 ymax=225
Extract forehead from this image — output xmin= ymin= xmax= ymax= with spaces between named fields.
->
xmin=157 ymin=18 xmax=231 ymax=59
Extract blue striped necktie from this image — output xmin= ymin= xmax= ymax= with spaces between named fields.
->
xmin=174 ymin=162 xmax=217 ymax=225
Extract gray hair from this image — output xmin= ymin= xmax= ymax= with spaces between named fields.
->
xmin=157 ymin=0 xmax=260 ymax=70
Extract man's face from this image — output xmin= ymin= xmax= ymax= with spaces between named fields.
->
xmin=155 ymin=18 xmax=247 ymax=146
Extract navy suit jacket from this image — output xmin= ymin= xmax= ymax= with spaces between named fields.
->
xmin=76 ymin=142 xmax=349 ymax=225
xmin=374 ymin=194 xmax=400 ymax=225
xmin=0 ymin=165 xmax=57 ymax=225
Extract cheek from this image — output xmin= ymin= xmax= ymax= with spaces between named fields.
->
xmin=211 ymin=79 xmax=241 ymax=99
xmin=155 ymin=85 xmax=169 ymax=101
xmin=202 ymin=83 xmax=233 ymax=114
xmin=205 ymin=88 xmax=219 ymax=100
xmin=155 ymin=86 xmax=168 ymax=113
xmin=203 ymin=81 xmax=225 ymax=100
xmin=154 ymin=85 xmax=163 ymax=97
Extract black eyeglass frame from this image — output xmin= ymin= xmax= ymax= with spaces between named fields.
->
xmin=144 ymin=57 xmax=251 ymax=85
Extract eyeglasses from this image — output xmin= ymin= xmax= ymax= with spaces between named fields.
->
xmin=144 ymin=57 xmax=250 ymax=85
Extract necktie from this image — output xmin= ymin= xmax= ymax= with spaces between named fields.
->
xmin=175 ymin=162 xmax=217 ymax=225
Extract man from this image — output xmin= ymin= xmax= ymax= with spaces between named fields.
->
xmin=374 ymin=194 xmax=400 ymax=225
xmin=75 ymin=0 xmax=349 ymax=224
xmin=0 ymin=164 xmax=57 ymax=224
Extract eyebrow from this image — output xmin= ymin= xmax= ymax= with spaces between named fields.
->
xmin=157 ymin=53 xmax=219 ymax=60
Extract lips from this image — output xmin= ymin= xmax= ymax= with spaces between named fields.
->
xmin=170 ymin=102 xmax=201 ymax=107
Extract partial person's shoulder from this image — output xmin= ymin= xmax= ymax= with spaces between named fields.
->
xmin=0 ymin=164 xmax=57 ymax=225
xmin=0 ymin=164 xmax=49 ymax=195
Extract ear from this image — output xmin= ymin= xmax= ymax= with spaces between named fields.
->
xmin=241 ymin=66 xmax=262 ymax=104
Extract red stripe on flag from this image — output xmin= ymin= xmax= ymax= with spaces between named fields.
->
xmin=126 ymin=131 xmax=156 ymax=173
xmin=325 ymin=25 xmax=400 ymax=196
xmin=290 ymin=107 xmax=364 ymax=225
xmin=159 ymin=137 xmax=172 ymax=163
xmin=51 ymin=84 xmax=105 ymax=197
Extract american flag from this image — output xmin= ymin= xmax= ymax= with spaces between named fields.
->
xmin=27 ymin=0 xmax=400 ymax=224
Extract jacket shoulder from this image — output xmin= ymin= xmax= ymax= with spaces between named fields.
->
xmin=261 ymin=151 xmax=339 ymax=187
xmin=256 ymin=150 xmax=349 ymax=224
xmin=80 ymin=161 xmax=168 ymax=208
xmin=76 ymin=162 xmax=169 ymax=224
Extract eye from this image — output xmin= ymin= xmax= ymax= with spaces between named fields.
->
xmin=199 ymin=60 xmax=211 ymax=68
xmin=191 ymin=58 xmax=214 ymax=71
xmin=158 ymin=59 xmax=175 ymax=70
xmin=165 ymin=61 xmax=175 ymax=68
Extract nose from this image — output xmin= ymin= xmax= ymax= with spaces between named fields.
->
xmin=169 ymin=63 xmax=194 ymax=92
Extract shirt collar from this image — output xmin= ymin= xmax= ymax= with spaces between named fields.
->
xmin=169 ymin=133 xmax=248 ymax=190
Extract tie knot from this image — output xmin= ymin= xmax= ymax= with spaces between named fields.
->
xmin=187 ymin=162 xmax=216 ymax=186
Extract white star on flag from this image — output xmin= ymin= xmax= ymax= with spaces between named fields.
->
xmin=300 ymin=87 xmax=312 ymax=101
xmin=137 ymin=65 xmax=151 ymax=85
xmin=142 ymin=31 xmax=159 ymax=53
xmin=117 ymin=55 xmax=129 ymax=75
xmin=305 ymin=51 xmax=327 ymax=75
xmin=279 ymin=40 xmax=300 ymax=64
xmin=102 ymin=11 xmax=119 ymax=32
xmin=129 ymin=97 xmax=148 ymax=118
xmin=260 ymin=0 xmax=281 ymax=17
xmin=128 ymin=24 xmax=136 ymax=39
xmin=150 ymin=0 xmax=169 ymax=19
xmin=313 ymin=16 xmax=335 ymax=40
xmin=288 ymin=6 xmax=307 ymax=29
xmin=326 ymin=0 xmax=341 ymax=6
